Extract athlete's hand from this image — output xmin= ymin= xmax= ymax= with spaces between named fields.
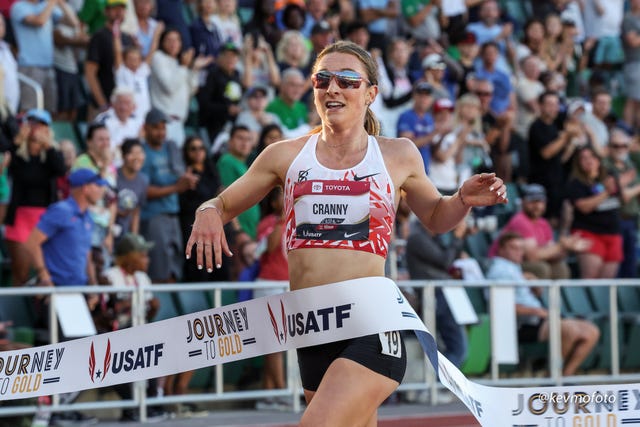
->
xmin=185 ymin=203 xmax=233 ymax=272
xmin=460 ymin=173 xmax=507 ymax=206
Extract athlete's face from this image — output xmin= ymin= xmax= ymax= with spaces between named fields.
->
xmin=312 ymin=52 xmax=377 ymax=131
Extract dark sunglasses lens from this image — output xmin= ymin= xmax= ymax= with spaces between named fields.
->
xmin=335 ymin=71 xmax=362 ymax=89
xmin=312 ymin=71 xmax=332 ymax=89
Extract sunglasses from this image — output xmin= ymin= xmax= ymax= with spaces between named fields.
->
xmin=311 ymin=70 xmax=370 ymax=90
xmin=610 ymin=144 xmax=629 ymax=149
xmin=189 ymin=145 xmax=205 ymax=151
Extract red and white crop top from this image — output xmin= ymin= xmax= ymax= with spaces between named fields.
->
xmin=283 ymin=133 xmax=396 ymax=258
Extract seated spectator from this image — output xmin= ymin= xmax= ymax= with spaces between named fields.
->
xmin=486 ymin=232 xmax=600 ymax=376
xmin=420 ymin=53 xmax=453 ymax=101
xmin=133 ymin=0 xmax=163 ymax=60
xmin=453 ymin=93 xmax=492 ymax=176
xmin=114 ymin=44 xmax=152 ymax=120
xmin=515 ymin=55 xmax=544 ymax=139
xmin=429 ymin=98 xmax=462 ymax=195
xmin=0 ymin=15 xmax=20 ymax=114
xmin=488 ymin=184 xmax=590 ymax=279
xmin=377 ymin=38 xmax=415 ymax=137
xmin=53 ymin=20 xmax=89 ymax=121
xmin=235 ymin=85 xmax=282 ymax=144
xmin=275 ymin=29 xmax=311 ymax=77
xmin=211 ymin=0 xmax=243 ymax=47
xmin=56 ymin=138 xmax=77 ymax=200
xmin=567 ymin=146 xmax=623 ymax=279
xmin=406 ymin=217 xmax=469 ymax=368
xmin=265 ymin=67 xmax=309 ymax=137
xmin=115 ymin=138 xmax=148 ymax=237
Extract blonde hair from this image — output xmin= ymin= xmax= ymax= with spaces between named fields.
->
xmin=454 ymin=93 xmax=482 ymax=134
xmin=275 ymin=30 xmax=310 ymax=69
xmin=310 ymin=41 xmax=380 ymax=136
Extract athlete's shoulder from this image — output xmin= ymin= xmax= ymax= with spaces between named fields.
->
xmin=375 ymin=135 xmax=420 ymax=159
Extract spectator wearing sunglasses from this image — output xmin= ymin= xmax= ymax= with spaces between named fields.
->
xmin=187 ymin=40 xmax=507 ymax=426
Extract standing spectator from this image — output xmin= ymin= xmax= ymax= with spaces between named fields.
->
xmin=378 ymin=38 xmax=414 ymax=137
xmin=528 ymin=91 xmax=578 ymax=224
xmin=265 ymin=67 xmax=309 ymax=137
xmin=567 ymin=146 xmax=623 ymax=279
xmin=53 ymin=20 xmax=89 ymax=121
xmin=179 ymin=135 xmax=224 ymax=282
xmin=140 ymin=108 xmax=199 ymax=282
xmin=211 ymin=0 xmax=242 ymax=46
xmin=133 ymin=0 xmax=163 ymax=60
xmin=0 ymin=15 xmax=19 ymax=115
xmin=623 ymin=0 xmax=640 ymax=131
xmin=406 ymin=217 xmax=469 ymax=368
xmin=114 ymin=39 xmax=151 ymax=119
xmin=453 ymin=93 xmax=491 ymax=175
xmin=78 ymin=0 xmax=106 ymax=35
xmin=115 ymin=138 xmax=148 ymax=237
xmin=515 ymin=18 xmax=545 ymax=63
xmin=10 ymin=0 xmax=78 ymax=112
xmin=307 ymin=19 xmax=334 ymax=67
xmin=155 ymin=0 xmax=191 ymax=48
xmin=0 ymin=89 xmax=18 ymax=226
xmin=488 ymin=184 xmax=587 ymax=279
xmin=189 ymin=0 xmax=222 ymax=62
xmin=235 ymin=85 xmax=282 ymax=143
xmin=466 ymin=0 xmax=513 ymax=73
xmin=357 ymin=0 xmax=398 ymax=51
xmin=247 ymin=122 xmax=284 ymax=165
xmin=580 ymin=90 xmax=611 ymax=154
xmin=5 ymin=109 xmax=65 ymax=285
xmin=486 ymin=231 xmax=600 ymax=377
xmin=197 ymin=41 xmax=241 ymax=143
xmin=275 ymin=29 xmax=311 ymax=76
xmin=216 ymin=125 xmax=259 ymax=239
xmin=85 ymin=0 xmax=135 ymax=119
xmin=603 ymin=129 xmax=640 ymax=278
xmin=401 ymin=0 xmax=441 ymax=43
xmin=396 ymin=81 xmax=437 ymax=174
xmin=243 ymin=0 xmax=281 ymax=50
xmin=56 ymin=138 xmax=77 ymax=200
xmin=453 ymin=32 xmax=480 ymax=96
xmin=150 ymin=28 xmax=213 ymax=146
xmin=241 ymin=30 xmax=281 ymax=90
xmin=515 ymin=55 xmax=544 ymax=139
xmin=583 ymin=0 xmax=624 ymax=69
xmin=421 ymin=53 xmax=455 ymax=100
xmin=474 ymin=41 xmax=514 ymax=117
xmin=96 ymin=86 xmax=144 ymax=166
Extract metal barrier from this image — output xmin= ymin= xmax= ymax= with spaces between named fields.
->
xmin=1 ymin=279 xmax=639 ymax=420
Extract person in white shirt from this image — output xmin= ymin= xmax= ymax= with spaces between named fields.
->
xmin=96 ymin=86 xmax=144 ymax=166
xmin=115 ymin=45 xmax=151 ymax=119
xmin=0 ymin=16 xmax=20 ymax=114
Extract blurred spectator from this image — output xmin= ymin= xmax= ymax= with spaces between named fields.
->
xmin=216 ymin=125 xmax=259 ymax=239
xmin=515 ymin=55 xmax=544 ymax=139
xmin=486 ymin=231 xmax=600 ymax=376
xmin=265 ymin=67 xmax=309 ymax=137
xmin=515 ymin=18 xmax=545 ymax=64
xmin=300 ymin=0 xmax=330 ymax=38
xmin=528 ymin=91 xmax=578 ymax=224
xmin=564 ymin=99 xmax=601 ymax=156
xmin=580 ymin=90 xmax=611 ymax=152
xmin=247 ymin=122 xmax=283 ymax=165
xmin=198 ymin=41 xmax=242 ymax=142
xmin=623 ymin=0 xmax=640 ymax=131
xmin=140 ymin=108 xmax=198 ymax=282
xmin=603 ymin=129 xmax=640 ymax=278
xmin=115 ymin=138 xmax=147 ymax=237
xmin=211 ymin=0 xmax=242 ymax=46
xmin=10 ymin=0 xmax=78 ymax=112
xmin=0 ymin=90 xmax=17 ymax=226
xmin=421 ymin=52 xmax=455 ymax=100
xmin=5 ymin=109 xmax=65 ymax=285
xmin=452 ymin=32 xmax=480 ymax=96
xmin=243 ymin=0 xmax=281 ymax=49
xmin=150 ymin=28 xmax=212 ymax=146
xmin=254 ymin=186 xmax=288 ymax=410
xmin=567 ymin=146 xmax=622 ymax=279
xmin=401 ymin=0 xmax=441 ymax=43
xmin=343 ymin=19 xmax=369 ymax=49
xmin=453 ymin=93 xmax=491 ymax=175
xmin=540 ymin=13 xmax=571 ymax=74
xmin=275 ymin=29 xmax=311 ymax=76
xmin=101 ymin=233 xmax=162 ymax=422
xmin=430 ymin=98 xmax=470 ymax=195
xmin=308 ymin=19 xmax=334 ymax=64
xmin=155 ymin=0 xmax=191 ymax=48
xmin=406 ymin=217 xmax=469 ymax=368
xmin=114 ymin=43 xmax=152 ymax=120
xmin=133 ymin=0 xmax=163 ymax=59
xmin=0 ymin=15 xmax=19 ymax=114
xmin=397 ymin=81 xmax=436 ymax=174
xmin=179 ymin=135 xmax=226 ymax=282
xmin=466 ymin=0 xmax=514 ymax=72
xmin=55 ymin=138 xmax=76 ymax=200
xmin=475 ymin=41 xmax=514 ymax=116
xmin=96 ymin=86 xmax=144 ymax=166
xmin=357 ymin=0 xmax=398 ymax=51
xmin=74 ymin=122 xmax=118 ymax=278
xmin=53 ymin=19 xmax=89 ymax=121
xmin=241 ymin=30 xmax=281 ymax=90
xmin=0 ymin=321 xmax=29 ymax=351
xmin=78 ymin=0 xmax=106 ymax=34
xmin=189 ymin=0 xmax=222 ymax=62
xmin=583 ymin=0 xmax=624 ymax=69
xmin=377 ymin=38 xmax=414 ymax=137
xmin=488 ymin=184 xmax=588 ymax=279
xmin=85 ymin=0 xmax=135 ymax=118
xmin=279 ymin=2 xmax=306 ymax=33
xmin=235 ymin=85 xmax=282 ymax=142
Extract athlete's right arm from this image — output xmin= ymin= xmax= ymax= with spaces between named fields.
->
xmin=185 ymin=139 xmax=298 ymax=272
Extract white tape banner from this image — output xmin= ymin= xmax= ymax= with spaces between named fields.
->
xmin=0 ymin=277 xmax=638 ymax=427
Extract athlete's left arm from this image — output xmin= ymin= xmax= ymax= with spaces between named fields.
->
xmin=396 ymin=138 xmax=507 ymax=234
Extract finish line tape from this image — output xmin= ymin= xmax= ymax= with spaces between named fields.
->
xmin=0 ymin=277 xmax=638 ymax=426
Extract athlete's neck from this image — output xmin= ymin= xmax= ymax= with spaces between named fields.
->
xmin=319 ymin=128 xmax=368 ymax=152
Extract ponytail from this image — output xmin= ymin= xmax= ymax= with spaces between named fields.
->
xmin=364 ymin=107 xmax=381 ymax=136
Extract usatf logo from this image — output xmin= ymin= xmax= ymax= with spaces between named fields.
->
xmin=89 ymin=340 xmax=111 ymax=383
xmin=268 ymin=301 xmax=287 ymax=344
xmin=266 ymin=301 xmax=352 ymax=345
xmin=312 ymin=182 xmax=323 ymax=193
xmin=297 ymin=168 xmax=311 ymax=182
xmin=88 ymin=340 xmax=164 ymax=383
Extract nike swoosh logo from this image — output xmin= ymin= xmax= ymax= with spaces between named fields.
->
xmin=353 ymin=173 xmax=380 ymax=181
xmin=344 ymin=232 xmax=360 ymax=238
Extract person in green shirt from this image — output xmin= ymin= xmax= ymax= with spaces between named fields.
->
xmin=216 ymin=125 xmax=260 ymax=239
xmin=265 ymin=67 xmax=309 ymax=137
xmin=78 ymin=0 xmax=106 ymax=34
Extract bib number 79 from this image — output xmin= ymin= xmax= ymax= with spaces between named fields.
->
xmin=379 ymin=331 xmax=402 ymax=358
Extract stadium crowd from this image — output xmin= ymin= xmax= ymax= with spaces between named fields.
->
xmin=0 ymin=0 xmax=638 ymax=422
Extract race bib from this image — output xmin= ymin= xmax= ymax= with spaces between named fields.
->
xmin=379 ymin=331 xmax=402 ymax=358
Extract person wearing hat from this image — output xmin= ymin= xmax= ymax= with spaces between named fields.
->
xmin=421 ymin=53 xmax=455 ymax=101
xmin=198 ymin=40 xmax=243 ymax=142
xmin=5 ymin=109 xmax=65 ymax=285
xmin=488 ymin=183 xmax=590 ymax=280
xmin=10 ymin=0 xmax=78 ymax=112
xmin=308 ymin=19 xmax=334 ymax=58
xmin=236 ymin=85 xmax=282 ymax=143
xmin=85 ymin=0 xmax=135 ymax=119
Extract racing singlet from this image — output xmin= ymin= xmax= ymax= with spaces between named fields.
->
xmin=284 ymin=133 xmax=395 ymax=257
